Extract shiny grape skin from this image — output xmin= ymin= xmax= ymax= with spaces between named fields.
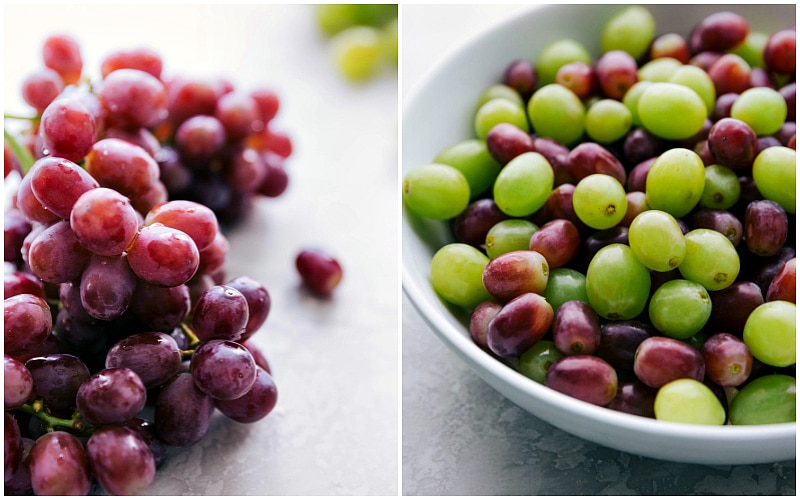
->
xmin=105 ymin=332 xmax=183 ymax=389
xmin=483 ymin=250 xmax=550 ymax=303
xmin=86 ymin=425 xmax=156 ymax=495
xmin=766 ymin=257 xmax=796 ymax=303
xmin=154 ymin=372 xmax=214 ymax=447
xmin=528 ymin=218 xmax=581 ymax=269
xmin=25 ymin=354 xmax=90 ymax=411
xmin=174 ymin=115 xmax=227 ymax=163
xmin=128 ymin=282 xmax=192 ymax=332
xmin=75 ymin=367 xmax=146 ymax=425
xmin=28 ymin=431 xmax=91 ymax=495
xmin=144 ymin=199 xmax=219 ymax=251
xmin=225 ymin=276 xmax=272 ymax=341
xmin=79 ymin=254 xmax=138 ymax=321
xmin=28 ymin=156 xmax=99 ymax=220
xmin=122 ymin=418 xmax=169 ymax=469
xmin=594 ymin=50 xmax=638 ymax=100
xmin=633 ymin=336 xmax=705 ymax=389
xmin=99 ymin=68 xmax=167 ymax=129
xmin=469 ymin=300 xmax=503 ymax=350
xmin=566 ymin=142 xmax=626 ymax=186
xmin=4 ymin=355 xmax=34 ymax=409
xmin=595 ymin=320 xmax=655 ymax=371
xmin=38 ymin=97 xmax=97 ymax=163
xmin=4 ymin=271 xmax=46 ymax=300
xmin=607 ymin=380 xmax=657 ymax=418
xmin=707 ymin=281 xmax=765 ymax=335
xmin=27 ymin=220 xmax=92 ymax=284
xmin=707 ymin=117 xmax=758 ymax=170
xmin=551 ymin=300 xmax=601 ymax=355
xmin=452 ymin=198 xmax=509 ymax=247
xmin=215 ymin=367 xmax=278 ymax=424
xmin=707 ymin=54 xmax=751 ymax=95
xmin=70 ymin=187 xmax=139 ymax=257
xmin=763 ymin=29 xmax=796 ymax=75
xmin=42 ymin=34 xmax=82 ymax=85
xmin=84 ymin=138 xmax=161 ymax=200
xmin=702 ymin=332 xmax=753 ymax=387
xmin=191 ymin=285 xmax=249 ymax=342
xmin=485 ymin=122 xmax=535 ymax=165
xmin=744 ymin=200 xmax=788 ymax=257
xmin=486 ymin=292 xmax=554 ymax=358
xmin=215 ymin=90 xmax=261 ymax=141
xmin=545 ymin=355 xmax=618 ymax=406
xmin=688 ymin=209 xmax=743 ymax=247
xmin=4 ymin=293 xmax=52 ymax=356
xmin=126 ymin=223 xmax=200 ymax=287
xmin=689 ymin=11 xmax=749 ymax=53
xmin=296 ymin=248 xmax=344 ymax=297
xmin=190 ymin=339 xmax=257 ymax=401
xmin=21 ymin=68 xmax=64 ymax=112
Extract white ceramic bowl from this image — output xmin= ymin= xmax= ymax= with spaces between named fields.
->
xmin=402 ymin=4 xmax=796 ymax=465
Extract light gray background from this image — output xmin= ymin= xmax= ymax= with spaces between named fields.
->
xmin=401 ymin=5 xmax=795 ymax=496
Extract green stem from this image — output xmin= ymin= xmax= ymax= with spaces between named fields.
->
xmin=4 ymin=113 xmax=38 ymax=121
xmin=180 ymin=322 xmax=201 ymax=348
xmin=3 ymin=129 xmax=36 ymax=174
xmin=17 ymin=401 xmax=94 ymax=436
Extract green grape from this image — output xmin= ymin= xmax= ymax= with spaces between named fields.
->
xmin=601 ymin=5 xmax=655 ymax=61
xmin=572 ymin=174 xmax=627 ymax=230
xmin=485 ymin=219 xmax=538 ymax=259
xmin=434 ymin=139 xmax=502 ymax=199
xmin=701 ymin=164 xmax=741 ymax=210
xmin=402 ymin=163 xmax=470 ymax=220
xmin=628 ymin=209 xmax=686 ymax=272
xmin=622 ymin=81 xmax=654 ymax=127
xmin=430 ymin=243 xmax=492 ymax=309
xmin=645 ymin=148 xmax=706 ymax=218
xmin=637 ymin=57 xmax=683 ymax=83
xmin=585 ymin=98 xmax=632 ymax=144
xmin=474 ymin=98 xmax=529 ymax=139
xmin=535 ymin=39 xmax=592 ymax=86
xmin=731 ymin=87 xmax=788 ymax=136
xmin=330 ymin=26 xmax=385 ymax=82
xmin=519 ymin=340 xmax=564 ymax=384
xmin=729 ymin=374 xmax=796 ymax=425
xmin=314 ymin=4 xmax=363 ymax=37
xmin=476 ymin=84 xmax=525 ymax=109
xmin=637 ymin=82 xmax=707 ymax=140
xmin=730 ymin=31 xmax=769 ymax=69
xmin=648 ymin=279 xmax=711 ymax=339
xmin=382 ymin=18 xmax=398 ymax=66
xmin=742 ymin=301 xmax=796 ymax=368
xmin=654 ymin=378 xmax=726 ymax=425
xmin=527 ymin=84 xmax=586 ymax=146
xmin=586 ymin=243 xmax=651 ymax=320
xmin=669 ymin=64 xmax=716 ymax=116
xmin=752 ymin=146 xmax=796 ymax=214
xmin=678 ymin=228 xmax=740 ymax=291
xmin=541 ymin=267 xmax=589 ymax=313
xmin=492 ymin=152 xmax=554 ymax=217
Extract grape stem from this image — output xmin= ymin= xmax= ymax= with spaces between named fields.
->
xmin=17 ymin=401 xmax=95 ymax=436
xmin=3 ymin=128 xmax=36 ymax=173
xmin=180 ymin=322 xmax=201 ymax=360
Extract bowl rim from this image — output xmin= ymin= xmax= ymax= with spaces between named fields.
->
xmin=401 ymin=3 xmax=797 ymax=462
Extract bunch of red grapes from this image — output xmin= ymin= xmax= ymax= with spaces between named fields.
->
xmin=4 ymin=33 xmax=298 ymax=495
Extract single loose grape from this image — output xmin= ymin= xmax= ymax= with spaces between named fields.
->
xmin=645 ymin=148 xmax=706 ymax=218
xmin=535 ymin=39 xmax=592 ymax=86
xmin=434 ymin=139 xmax=502 ymax=198
xmin=654 ymin=378 xmax=726 ymax=425
xmin=728 ymin=374 xmax=796 ymax=425
xmin=474 ymin=98 xmax=529 ymax=140
xmin=648 ymin=279 xmax=711 ymax=339
xmin=752 ymin=146 xmax=796 ymax=214
xmin=492 ymin=152 xmax=554 ymax=217
xmin=678 ymin=228 xmax=740 ymax=291
xmin=600 ymin=5 xmax=655 ymax=61
xmin=628 ymin=209 xmax=686 ymax=272
xmin=701 ymin=164 xmax=741 ymax=210
xmin=572 ymin=174 xmax=627 ymax=230
xmin=541 ymin=267 xmax=589 ymax=313
xmin=637 ymin=82 xmax=707 ymax=140
xmin=585 ymin=99 xmax=632 ymax=144
xmin=742 ymin=300 xmax=795 ymax=368
xmin=402 ymin=163 xmax=470 ymax=220
xmin=527 ymin=84 xmax=586 ymax=146
xmin=430 ymin=243 xmax=492 ymax=309
xmin=586 ymin=243 xmax=651 ymax=320
xmin=730 ymin=87 xmax=788 ymax=136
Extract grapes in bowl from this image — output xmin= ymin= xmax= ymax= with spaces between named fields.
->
xmin=402 ymin=4 xmax=795 ymax=465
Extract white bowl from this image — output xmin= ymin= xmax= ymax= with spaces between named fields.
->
xmin=402 ymin=3 xmax=796 ymax=465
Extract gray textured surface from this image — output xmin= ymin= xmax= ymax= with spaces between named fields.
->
xmin=402 ymin=295 xmax=796 ymax=496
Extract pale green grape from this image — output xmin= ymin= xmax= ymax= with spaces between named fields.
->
xmin=485 ymin=219 xmax=538 ymax=259
xmin=654 ymin=378 xmax=726 ymax=425
xmin=330 ymin=26 xmax=385 ymax=82
xmin=638 ymin=57 xmax=682 ymax=83
xmin=402 ymin=163 xmax=470 ymax=220
xmin=430 ymin=243 xmax=492 ymax=309
xmin=638 ymin=82 xmax=707 ymax=140
xmin=669 ymin=64 xmax=716 ymax=116
xmin=493 ymin=152 xmax=554 ymax=217
xmin=701 ymin=164 xmax=741 ymax=210
xmin=649 ymin=279 xmax=711 ymax=339
xmin=743 ymin=300 xmax=796 ymax=368
xmin=474 ymin=98 xmax=529 ymax=139
xmin=601 ymin=5 xmax=655 ymax=61
xmin=645 ymin=148 xmax=706 ymax=218
xmin=730 ymin=31 xmax=769 ymax=69
xmin=527 ymin=84 xmax=586 ymax=146
xmin=731 ymin=87 xmax=788 ymax=136
xmin=476 ymin=84 xmax=525 ymax=109
xmin=519 ymin=340 xmax=564 ymax=384
xmin=678 ymin=228 xmax=740 ymax=291
xmin=586 ymin=243 xmax=651 ymax=320
xmin=535 ymin=39 xmax=592 ymax=86
xmin=572 ymin=174 xmax=627 ymax=230
xmin=628 ymin=209 xmax=686 ymax=271
xmin=434 ymin=139 xmax=502 ymax=198
xmin=542 ymin=267 xmax=589 ymax=313
xmin=622 ymin=81 xmax=654 ymax=127
xmin=752 ymin=146 xmax=796 ymax=214
xmin=585 ymin=99 xmax=632 ymax=144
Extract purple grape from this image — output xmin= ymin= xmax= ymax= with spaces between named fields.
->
xmin=129 ymin=282 xmax=192 ymax=332
xmin=702 ymin=333 xmax=753 ymax=387
xmin=688 ymin=208 xmax=743 ymax=247
xmin=528 ymin=218 xmax=581 ymax=268
xmin=191 ymin=285 xmax=250 ymax=342
xmin=566 ymin=142 xmax=626 ymax=185
xmin=744 ymin=199 xmax=788 ymax=257
xmin=486 ymin=292 xmax=554 ymax=357
xmin=551 ymin=300 xmax=601 ymax=355
xmin=122 ymin=418 xmax=169 ymax=469
xmin=485 ymin=122 xmax=535 ymax=165
xmin=214 ymin=367 xmax=278 ymax=424
xmin=545 ymin=355 xmax=618 ymax=406
xmin=75 ymin=367 xmax=147 ymax=425
xmin=4 ymin=293 xmax=52 ymax=356
xmin=296 ymin=248 xmax=344 ymax=297
xmin=79 ymin=253 xmax=138 ymax=321
xmin=105 ymin=332 xmax=183 ymax=389
xmin=225 ymin=276 xmax=272 ymax=341
xmin=606 ymin=380 xmax=657 ymax=418
xmin=154 ymin=372 xmax=214 ymax=447
xmin=28 ymin=431 xmax=91 ymax=495
xmin=708 ymin=281 xmax=764 ymax=334
xmin=469 ymin=300 xmax=503 ymax=350
xmin=5 ymin=412 xmax=21 ymax=483
xmin=190 ymin=339 xmax=257 ymax=401
xmin=482 ymin=250 xmax=549 ymax=303
xmin=25 ymin=354 xmax=90 ymax=411
xmin=4 ymin=355 xmax=33 ymax=410
xmin=26 ymin=220 xmax=91 ymax=284
xmin=633 ymin=336 xmax=705 ymax=389
xmin=595 ymin=320 xmax=655 ymax=371
xmin=4 ymin=271 xmax=45 ymax=301
xmin=86 ymin=425 xmax=156 ymax=495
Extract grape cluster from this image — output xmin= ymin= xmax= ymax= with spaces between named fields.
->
xmin=4 ymin=34 xmax=282 ymax=496
xmin=404 ymin=7 xmax=796 ymax=426
xmin=314 ymin=4 xmax=398 ymax=83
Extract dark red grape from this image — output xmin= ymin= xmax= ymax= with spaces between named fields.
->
xmin=482 ymin=250 xmax=549 ymax=303
xmin=25 ymin=354 xmax=90 ymax=411
xmin=469 ymin=300 xmax=503 ymax=350
xmin=744 ymin=200 xmax=788 ymax=257
xmin=595 ymin=320 xmax=655 ymax=371
xmin=4 ymin=294 xmax=52 ymax=356
xmin=766 ymin=257 xmax=796 ymax=303
xmin=707 ymin=117 xmax=758 ymax=170
xmin=75 ymin=367 xmax=146 ymax=425
xmin=28 ymin=431 xmax=90 ymax=495
xmin=503 ymin=58 xmax=537 ymax=100
xmin=105 ymin=332 xmax=183 ymax=389
xmin=86 ymin=425 xmax=155 ymax=495
xmin=595 ymin=50 xmax=638 ymax=100
xmin=154 ymin=372 xmax=214 ymax=447
xmin=99 ymin=68 xmax=167 ymax=129
xmin=485 ymin=123 xmax=535 ymax=165
xmin=452 ymin=198 xmax=509 ymax=247
xmin=689 ymin=11 xmax=749 ymax=53
xmin=551 ymin=300 xmax=601 ymax=355
xmin=607 ymin=380 xmax=657 ymax=418
xmin=190 ymin=339 xmax=257 ymax=401
xmin=296 ymin=248 xmax=344 ymax=296
xmin=486 ymin=292 xmax=554 ymax=357
xmin=545 ymin=355 xmax=618 ymax=406
xmin=214 ymin=367 xmax=278 ymax=424
xmin=528 ymin=218 xmax=580 ymax=268
xmin=633 ymin=336 xmax=705 ymax=388
xmin=225 ymin=276 xmax=271 ymax=341
xmin=763 ymin=28 xmax=796 ymax=75
xmin=702 ymin=333 xmax=753 ymax=387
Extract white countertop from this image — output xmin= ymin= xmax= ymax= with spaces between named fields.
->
xmin=401 ymin=4 xmax=795 ymax=495
xmin=5 ymin=4 xmax=398 ymax=495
